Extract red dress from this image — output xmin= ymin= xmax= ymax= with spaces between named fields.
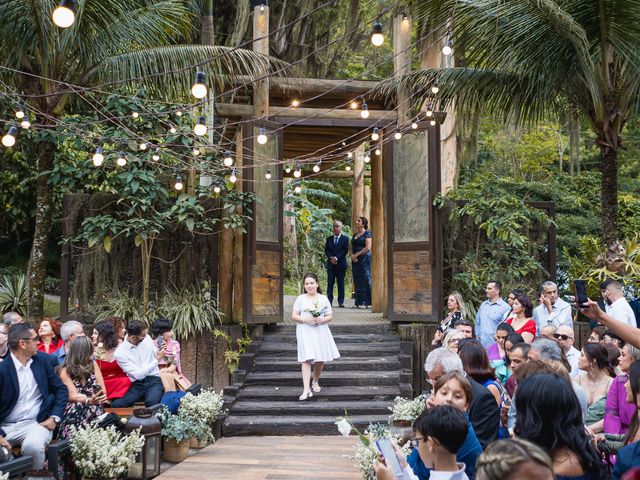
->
xmin=96 ymin=359 xmax=132 ymax=400
xmin=507 ymin=317 xmax=537 ymax=337
xmin=37 ymin=338 xmax=64 ymax=354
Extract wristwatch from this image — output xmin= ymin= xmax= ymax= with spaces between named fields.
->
xmin=51 ymin=416 xmax=60 ymax=424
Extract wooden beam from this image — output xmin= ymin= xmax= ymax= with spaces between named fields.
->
xmin=253 ymin=6 xmax=269 ymax=118
xmin=228 ymin=76 xmax=380 ymax=97
xmin=394 ymin=14 xmax=412 ymax=124
xmin=215 ymin=103 xmax=397 ymax=121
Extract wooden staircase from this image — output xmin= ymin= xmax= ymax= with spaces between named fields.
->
xmin=222 ymin=323 xmax=413 ymax=436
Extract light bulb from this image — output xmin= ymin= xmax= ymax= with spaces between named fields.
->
xmin=285 ymin=166 xmax=292 ymax=174
xmin=193 ymin=148 xmax=200 ymax=156
xmin=294 ymin=186 xmax=302 ymax=194
xmin=223 ymin=151 xmax=234 ymax=167
xmin=152 ymin=149 xmax=160 ymax=161
xmin=375 ymin=148 xmax=381 ymax=156
xmin=265 ymin=169 xmax=272 ymax=180
xmin=360 ymin=103 xmax=369 ymax=119
xmin=1 ymin=126 xmax=17 ymax=147
xmin=347 ymin=152 xmax=353 ymax=159
xmin=191 ymin=71 xmax=207 ymax=99
xmin=350 ymin=101 xmax=358 ymax=110
xmin=20 ymin=120 xmax=31 ymax=129
xmin=175 ymin=176 xmax=184 ymax=191
xmin=411 ymin=122 xmax=418 ymax=129
xmin=132 ymin=112 xmax=139 ymax=119
xmin=293 ymin=168 xmax=302 ymax=178
xmin=213 ymin=185 xmax=221 ymax=194
xmin=92 ymin=147 xmax=104 ymax=166
xmin=52 ymin=0 xmax=76 ymax=28
xmin=345 ymin=165 xmax=352 ymax=171
xmin=431 ymin=85 xmax=439 ymax=94
xmin=430 ymin=119 xmax=437 ymax=126
xmin=139 ymin=142 xmax=147 ymax=150
xmin=313 ymin=163 xmax=320 ymax=173
xmin=257 ymin=127 xmax=268 ymax=145
xmin=229 ymin=169 xmax=238 ymax=183
xmin=260 ymin=4 xmax=265 ymax=11
xmin=371 ymin=127 xmax=379 ymax=141
xmin=442 ymin=39 xmax=453 ymax=56
xmin=426 ymin=108 xmax=433 ymax=117
xmin=394 ymin=131 xmax=402 ymax=140
xmin=371 ymin=20 xmax=384 ymax=46
xmin=15 ymin=104 xmax=25 ymax=119
xmin=176 ymin=110 xmax=182 ymax=117
xmin=364 ymin=153 xmax=371 ymax=163
xmin=117 ymin=152 xmax=127 ymax=167
xmin=194 ymin=116 xmax=207 ymax=136
xmin=291 ymin=100 xmax=300 ymax=107
xmin=169 ymin=125 xmax=177 ymax=134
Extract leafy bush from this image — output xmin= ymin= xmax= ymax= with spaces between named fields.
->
xmin=156 ymin=286 xmax=223 ymax=340
xmin=95 ymin=289 xmax=150 ymax=324
xmin=0 ymin=274 xmax=28 ymax=315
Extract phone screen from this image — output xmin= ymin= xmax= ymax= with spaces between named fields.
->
xmin=157 ymin=337 xmax=164 ymax=349
xmin=573 ymin=279 xmax=588 ymax=308
xmin=376 ymin=438 xmax=403 ymax=477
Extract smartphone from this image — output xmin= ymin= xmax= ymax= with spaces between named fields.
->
xmin=573 ymin=279 xmax=589 ymax=308
xmin=157 ymin=336 xmax=164 ymax=350
xmin=376 ymin=438 xmax=403 ymax=478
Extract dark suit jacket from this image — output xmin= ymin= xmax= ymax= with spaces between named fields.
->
xmin=325 ymin=234 xmax=349 ymax=270
xmin=0 ymin=352 xmax=68 ymax=436
xmin=468 ymin=378 xmax=500 ymax=450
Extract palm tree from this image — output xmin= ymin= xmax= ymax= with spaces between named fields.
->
xmin=0 ymin=0 xmax=281 ymax=318
xmin=389 ymin=0 xmax=640 ymax=246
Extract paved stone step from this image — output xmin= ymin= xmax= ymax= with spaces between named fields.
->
xmin=223 ymin=414 xmax=391 ymax=436
xmin=236 ymin=385 xmax=402 ymax=401
xmin=257 ymin=342 xmax=401 ymax=357
xmin=245 ymin=370 xmax=400 ymax=386
xmin=269 ymin=324 xmax=393 ymax=335
xmin=252 ymin=356 xmax=401 ymax=372
xmin=261 ymin=332 xmax=400 ymax=344
xmin=230 ymin=400 xmax=393 ymax=416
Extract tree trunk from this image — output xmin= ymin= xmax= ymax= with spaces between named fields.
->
xmin=569 ymin=109 xmax=580 ymax=176
xmin=600 ymin=146 xmax=618 ymax=245
xmin=26 ymin=141 xmax=56 ymax=320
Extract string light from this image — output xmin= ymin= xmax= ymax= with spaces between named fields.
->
xmin=92 ymin=147 xmax=104 ymax=166
xmin=371 ymin=127 xmax=379 ymax=141
xmin=312 ymin=162 xmax=321 ymax=173
xmin=15 ymin=103 xmax=25 ymax=119
xmin=394 ymin=131 xmax=402 ymax=140
xmin=284 ymin=166 xmax=292 ymax=174
xmin=213 ymin=185 xmax=221 ymax=194
xmin=139 ymin=142 xmax=148 ymax=150
xmin=291 ymin=99 xmax=300 ymax=107
xmin=375 ymin=146 xmax=381 ymax=156
xmin=20 ymin=119 xmax=31 ymax=129
xmin=371 ymin=19 xmax=384 ymax=46
xmin=229 ymin=168 xmax=238 ymax=183
xmin=345 ymin=164 xmax=352 ymax=171
xmin=174 ymin=176 xmax=184 ymax=191
xmin=360 ymin=102 xmax=369 ymax=119
xmin=1 ymin=126 xmax=17 ymax=147
xmin=430 ymin=119 xmax=437 ymax=126
xmin=442 ymin=38 xmax=453 ymax=56
xmin=426 ymin=106 xmax=433 ymax=117
xmin=411 ymin=122 xmax=418 ymax=129
xmin=52 ymin=0 xmax=76 ymax=28
xmin=293 ymin=164 xmax=302 ymax=178
xmin=364 ymin=152 xmax=371 ymax=163
xmin=194 ymin=116 xmax=207 ymax=136
xmin=116 ymin=151 xmax=127 ymax=167
xmin=257 ymin=127 xmax=268 ymax=145
xmin=350 ymin=101 xmax=358 ymax=109
xmin=152 ymin=149 xmax=160 ymax=161
xmin=223 ymin=150 xmax=234 ymax=167
xmin=191 ymin=70 xmax=208 ymax=99
xmin=347 ymin=152 xmax=353 ymax=159
xmin=193 ymin=148 xmax=200 ymax=156
xmin=169 ymin=125 xmax=177 ymax=134
xmin=294 ymin=185 xmax=302 ymax=194
xmin=265 ymin=169 xmax=272 ymax=180
xmin=132 ymin=111 xmax=139 ymax=119
xmin=176 ymin=110 xmax=182 ymax=117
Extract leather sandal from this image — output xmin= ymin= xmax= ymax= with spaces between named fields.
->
xmin=299 ymin=391 xmax=313 ymax=401
xmin=312 ymin=381 xmax=321 ymax=393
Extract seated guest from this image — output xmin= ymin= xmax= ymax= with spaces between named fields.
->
xmin=539 ymin=324 xmax=557 ymax=339
xmin=150 ymin=318 xmax=191 ymax=392
xmin=459 ymin=339 xmax=509 ymax=407
xmin=0 ymin=323 xmax=68 ymax=470
xmin=554 ymin=325 xmax=581 ymax=377
xmin=424 ymin=348 xmax=500 ymax=449
xmin=111 ymin=320 xmax=164 ymax=407
xmin=106 ymin=316 xmax=126 ymax=344
xmin=54 ymin=320 xmax=86 ymax=365
xmin=57 ymin=336 xmax=107 ymax=439
xmin=486 ymin=323 xmax=514 ymax=383
xmin=0 ymin=323 xmax=8 ymax=361
xmin=476 ymin=438 xmax=554 ymax=480
xmin=504 ymin=342 xmax=529 ymax=398
xmin=442 ymin=329 xmax=465 ymax=354
xmin=94 ymin=321 xmax=132 ymax=401
xmin=605 ymin=344 xmax=640 ymax=434
xmin=454 ymin=319 xmax=473 ymax=339
xmin=36 ymin=318 xmax=63 ymax=354
xmin=2 ymin=311 xmax=22 ymax=326
xmin=612 ymin=360 xmax=640 ymax=480
xmin=575 ymin=343 xmax=615 ymax=433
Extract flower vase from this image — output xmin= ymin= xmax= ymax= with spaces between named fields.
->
xmin=163 ymin=438 xmax=190 ymax=463
xmin=190 ymin=437 xmax=209 ymax=449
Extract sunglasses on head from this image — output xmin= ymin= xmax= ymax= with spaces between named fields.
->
xmin=554 ymin=333 xmax=572 ymax=341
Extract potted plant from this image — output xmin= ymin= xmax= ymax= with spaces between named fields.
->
xmin=161 ymin=413 xmax=195 ymax=463
xmin=69 ymin=424 xmax=145 ymax=480
xmin=389 ymin=394 xmax=428 ymax=426
xmin=178 ymin=390 xmax=225 ymax=448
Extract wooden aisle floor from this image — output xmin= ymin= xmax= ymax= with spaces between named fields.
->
xmin=157 ymin=436 xmax=363 ymax=480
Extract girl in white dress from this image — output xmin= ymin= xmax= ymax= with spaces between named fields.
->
xmin=292 ymin=273 xmax=340 ymax=401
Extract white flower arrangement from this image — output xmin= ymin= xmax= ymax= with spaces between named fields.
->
xmin=389 ymin=394 xmax=428 ymax=422
xmin=304 ymin=299 xmax=325 ymax=318
xmin=179 ymin=389 xmax=225 ymax=427
xmin=0 ymin=471 xmax=8 ymax=480
xmin=70 ymin=424 xmax=145 ymax=479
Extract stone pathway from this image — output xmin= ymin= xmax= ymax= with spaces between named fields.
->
xmin=281 ymin=295 xmax=386 ymax=325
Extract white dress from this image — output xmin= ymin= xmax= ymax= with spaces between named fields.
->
xmin=293 ymin=294 xmax=341 ymax=363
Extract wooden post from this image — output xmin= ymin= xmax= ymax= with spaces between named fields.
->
xmin=253 ymin=5 xmax=269 ymax=118
xmin=371 ymin=137 xmax=386 ymax=315
xmin=351 ymin=146 xmax=365 ymax=227
xmin=232 ymin=130 xmax=244 ymax=323
xmin=394 ymin=14 xmax=412 ymax=124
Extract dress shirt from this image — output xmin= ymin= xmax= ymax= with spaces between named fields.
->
xmin=334 ymin=235 xmax=340 ymax=245
xmin=608 ymin=297 xmax=636 ymax=327
xmin=533 ymin=297 xmax=573 ymax=331
xmin=115 ymin=335 xmax=160 ymax=382
xmin=474 ymin=298 xmax=511 ymax=348
xmin=429 ymin=464 xmax=469 ymax=480
xmin=565 ymin=345 xmax=581 ymax=378
xmin=5 ymin=354 xmax=42 ymax=423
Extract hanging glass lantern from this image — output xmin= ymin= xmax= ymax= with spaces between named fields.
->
xmin=125 ymin=408 xmax=161 ymax=479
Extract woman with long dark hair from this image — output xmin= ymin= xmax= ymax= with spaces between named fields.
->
xmin=459 ymin=339 xmax=509 ymax=407
xmin=575 ymin=343 xmax=615 ymax=433
xmin=349 ymin=216 xmax=372 ymax=308
xmin=292 ymin=272 xmax=340 ymax=400
xmin=486 ymin=323 xmax=514 ymax=383
xmin=506 ymin=293 xmax=536 ymax=343
xmin=94 ymin=320 xmax=131 ymax=402
xmin=612 ymin=360 xmax=640 ymax=479
xmin=515 ymin=373 xmax=609 ymax=479
xmin=605 ymin=344 xmax=640 ymax=434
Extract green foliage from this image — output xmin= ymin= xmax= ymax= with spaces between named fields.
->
xmin=156 ymin=286 xmax=223 ymax=340
xmin=0 ymin=274 xmax=28 ymax=315
xmin=95 ymin=289 xmax=150 ymax=324
xmin=212 ymin=322 xmax=252 ymax=373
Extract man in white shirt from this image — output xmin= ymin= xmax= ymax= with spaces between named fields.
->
xmin=554 ymin=325 xmax=581 ymax=377
xmin=604 ymin=280 xmax=636 ymax=327
xmin=111 ymin=320 xmax=164 ymax=407
xmin=533 ymin=281 xmax=573 ymax=331
xmin=0 ymin=323 xmax=68 ymax=469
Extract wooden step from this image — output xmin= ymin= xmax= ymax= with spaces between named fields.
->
xmin=230 ymin=399 xmax=393 ymax=416
xmin=244 ymin=370 xmax=400 ymax=386
xmin=269 ymin=324 xmax=393 ymax=334
xmin=236 ymin=385 xmax=402 ymax=402
xmin=261 ymin=332 xmax=400 ymax=344
xmin=223 ymin=414 xmax=391 ymax=436
xmin=252 ymin=356 xmax=401 ymax=372
xmin=258 ymin=342 xmax=400 ymax=357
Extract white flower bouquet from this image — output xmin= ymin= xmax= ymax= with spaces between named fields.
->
xmin=179 ymin=389 xmax=225 ymax=427
xmin=70 ymin=424 xmax=145 ymax=479
xmin=304 ymin=299 xmax=325 ymax=318
xmin=389 ymin=394 xmax=428 ymax=422
xmin=0 ymin=471 xmax=8 ymax=480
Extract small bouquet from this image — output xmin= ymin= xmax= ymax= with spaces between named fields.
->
xmin=389 ymin=394 xmax=428 ymax=422
xmin=304 ymin=300 xmax=325 ymax=318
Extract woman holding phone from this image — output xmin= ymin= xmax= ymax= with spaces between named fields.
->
xmin=292 ymin=272 xmax=340 ymax=401
xmin=151 ymin=317 xmax=191 ymax=391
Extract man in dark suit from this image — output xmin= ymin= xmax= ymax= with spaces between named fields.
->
xmin=324 ymin=221 xmax=349 ymax=307
xmin=0 ymin=323 xmax=68 ymax=470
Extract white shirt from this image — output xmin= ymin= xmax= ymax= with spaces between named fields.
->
xmin=114 ymin=335 xmax=160 ymax=382
xmin=565 ymin=345 xmax=581 ymax=378
xmin=428 ymin=463 xmax=469 ymax=480
xmin=5 ymin=354 xmax=43 ymax=424
xmin=608 ymin=297 xmax=636 ymax=327
xmin=533 ymin=297 xmax=573 ymax=330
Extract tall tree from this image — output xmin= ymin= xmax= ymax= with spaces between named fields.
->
xmin=392 ymin=0 xmax=640 ymax=246
xmin=0 ymin=0 xmax=281 ymax=318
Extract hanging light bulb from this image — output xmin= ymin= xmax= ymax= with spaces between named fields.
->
xmin=293 ymin=165 xmax=302 ymax=178
xmin=191 ymin=70 xmax=207 ymax=99
xmin=312 ymin=162 xmax=321 ymax=173
xmin=442 ymin=38 xmax=453 ymax=56
xmin=174 ymin=176 xmax=184 ymax=191
xmin=52 ymin=0 xmax=76 ymax=28
xmin=394 ymin=131 xmax=402 ymax=140
xmin=194 ymin=116 xmax=207 ymax=136
xmin=350 ymin=100 xmax=358 ymax=110
xmin=193 ymin=148 xmax=200 ymax=156
xmin=265 ymin=169 xmax=272 ymax=180
xmin=431 ymin=85 xmax=440 ymax=94
xmin=20 ymin=119 xmax=31 ymax=129
xmin=117 ymin=151 xmax=127 ymax=167
xmin=132 ymin=111 xmax=139 ymax=119
xmin=176 ymin=110 xmax=183 ymax=117
xmin=284 ymin=165 xmax=292 ymax=174
xmin=430 ymin=119 xmax=437 ymax=126
xmin=360 ymin=102 xmax=369 ymax=119
xmin=375 ymin=147 xmax=381 ymax=156
xmin=291 ymin=99 xmax=300 ymax=107
xmin=1 ymin=126 xmax=18 ymax=147
xmin=152 ymin=149 xmax=160 ymax=161
xmin=426 ymin=106 xmax=434 ymax=117
xmin=15 ymin=103 xmax=25 ymax=119
xmin=345 ymin=164 xmax=352 ymax=171
xmin=169 ymin=125 xmax=177 ymax=134
xmin=347 ymin=151 xmax=353 ymax=159
xmin=139 ymin=142 xmax=148 ymax=150
xmin=223 ymin=150 xmax=234 ymax=167
xmin=257 ymin=127 xmax=268 ymax=145
xmin=229 ymin=168 xmax=238 ymax=184
xmin=411 ymin=122 xmax=418 ymax=129
xmin=342 ymin=141 xmax=347 ymax=146
xmin=92 ymin=147 xmax=104 ymax=166
xmin=371 ymin=127 xmax=379 ymax=141
xmin=294 ymin=185 xmax=302 ymax=194
xmin=213 ymin=185 xmax=221 ymax=194
xmin=371 ymin=19 xmax=384 ymax=46
xmin=364 ymin=152 xmax=371 ymax=163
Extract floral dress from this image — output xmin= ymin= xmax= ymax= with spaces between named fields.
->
xmin=57 ymin=374 xmax=105 ymax=440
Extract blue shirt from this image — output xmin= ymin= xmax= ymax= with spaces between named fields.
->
xmin=53 ymin=344 xmax=66 ymax=365
xmin=475 ymin=298 xmax=510 ymax=348
xmin=613 ymin=441 xmax=640 ymax=480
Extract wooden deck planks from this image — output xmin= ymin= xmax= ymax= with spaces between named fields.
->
xmin=157 ymin=436 xmax=362 ymax=480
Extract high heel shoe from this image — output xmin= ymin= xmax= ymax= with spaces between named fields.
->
xmin=299 ymin=391 xmax=313 ymax=401
xmin=312 ymin=381 xmax=321 ymax=393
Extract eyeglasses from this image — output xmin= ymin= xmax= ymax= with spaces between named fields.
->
xmin=21 ymin=336 xmax=38 ymax=342
xmin=553 ymin=334 xmax=572 ymax=341
xmin=409 ymin=437 xmax=423 ymax=449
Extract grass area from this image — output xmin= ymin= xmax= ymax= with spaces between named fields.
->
xmin=43 ymin=298 xmax=61 ymax=318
